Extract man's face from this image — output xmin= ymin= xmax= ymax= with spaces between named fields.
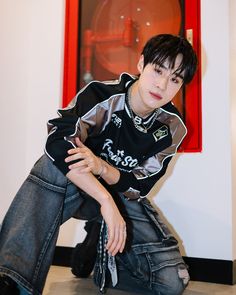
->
xmin=135 ymin=54 xmax=184 ymax=113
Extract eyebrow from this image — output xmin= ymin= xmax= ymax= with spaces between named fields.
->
xmin=156 ymin=64 xmax=184 ymax=80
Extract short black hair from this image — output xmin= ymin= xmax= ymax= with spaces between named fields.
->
xmin=141 ymin=34 xmax=198 ymax=84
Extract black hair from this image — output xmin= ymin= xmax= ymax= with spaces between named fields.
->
xmin=141 ymin=34 xmax=198 ymax=84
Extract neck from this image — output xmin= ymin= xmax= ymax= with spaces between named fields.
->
xmin=128 ymin=82 xmax=154 ymax=118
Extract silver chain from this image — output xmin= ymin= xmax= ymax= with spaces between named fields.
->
xmin=126 ymin=86 xmax=159 ymax=133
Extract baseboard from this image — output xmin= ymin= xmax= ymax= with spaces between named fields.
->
xmin=53 ymin=246 xmax=236 ymax=285
xmin=183 ymin=256 xmax=235 ymax=285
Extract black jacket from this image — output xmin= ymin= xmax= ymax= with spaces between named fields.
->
xmin=45 ymin=73 xmax=187 ymax=200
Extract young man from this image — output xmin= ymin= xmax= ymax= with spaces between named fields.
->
xmin=0 ymin=34 xmax=197 ymax=295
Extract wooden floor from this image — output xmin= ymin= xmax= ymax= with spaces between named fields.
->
xmin=43 ymin=266 xmax=236 ymax=295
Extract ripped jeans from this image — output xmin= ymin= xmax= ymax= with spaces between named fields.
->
xmin=0 ymin=154 xmax=189 ymax=295
xmin=94 ymin=191 xmax=189 ymax=295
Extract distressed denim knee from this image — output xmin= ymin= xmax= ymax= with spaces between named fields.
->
xmin=117 ymin=243 xmax=189 ymax=295
xmin=151 ymin=261 xmax=189 ymax=295
xmin=0 ymin=155 xmax=85 ymax=294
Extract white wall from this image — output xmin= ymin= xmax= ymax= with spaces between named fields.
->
xmin=0 ymin=0 xmax=65 ymax=220
xmin=0 ymin=0 xmax=236 ymax=259
xmin=0 ymin=0 xmax=86 ymax=247
xmin=230 ymin=0 xmax=236 ymax=260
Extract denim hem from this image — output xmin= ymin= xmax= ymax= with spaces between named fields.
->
xmin=0 ymin=266 xmax=40 ymax=295
xmin=132 ymin=243 xmax=179 ymax=253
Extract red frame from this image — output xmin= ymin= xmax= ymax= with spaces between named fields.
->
xmin=62 ymin=0 xmax=202 ymax=152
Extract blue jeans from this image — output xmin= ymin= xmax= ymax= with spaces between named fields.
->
xmin=0 ymin=155 xmax=189 ymax=295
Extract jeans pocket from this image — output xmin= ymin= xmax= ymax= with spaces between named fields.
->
xmin=141 ymin=200 xmax=178 ymax=243
xmin=119 ymin=242 xmax=187 ymax=288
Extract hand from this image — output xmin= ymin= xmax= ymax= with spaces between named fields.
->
xmin=100 ymin=197 xmax=127 ymax=256
xmin=65 ymin=137 xmax=103 ymax=175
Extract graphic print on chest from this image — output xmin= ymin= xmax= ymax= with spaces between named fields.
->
xmin=152 ymin=125 xmax=169 ymax=142
xmin=111 ymin=113 xmax=122 ymax=128
xmin=100 ymin=139 xmax=138 ymax=171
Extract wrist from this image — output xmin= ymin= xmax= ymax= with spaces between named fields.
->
xmin=98 ymin=192 xmax=112 ymax=206
xmin=97 ymin=158 xmax=105 ymax=179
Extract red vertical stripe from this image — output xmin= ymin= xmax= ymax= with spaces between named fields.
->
xmin=62 ymin=0 xmax=79 ymax=107
xmin=181 ymin=0 xmax=202 ymax=152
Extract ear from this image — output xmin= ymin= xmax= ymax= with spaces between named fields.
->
xmin=137 ymin=55 xmax=144 ymax=73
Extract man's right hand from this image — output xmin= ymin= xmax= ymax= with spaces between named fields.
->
xmin=100 ymin=196 xmax=126 ymax=256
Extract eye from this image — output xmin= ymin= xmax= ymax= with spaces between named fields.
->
xmin=171 ymin=76 xmax=182 ymax=84
xmin=154 ymin=67 xmax=162 ymax=75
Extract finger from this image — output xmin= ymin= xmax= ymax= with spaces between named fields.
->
xmin=119 ymin=228 xmax=127 ymax=253
xmin=65 ymin=153 xmax=83 ymax=163
xmin=107 ymin=227 xmax=120 ymax=256
xmin=66 ymin=150 xmax=91 ymax=162
xmin=75 ymin=137 xmax=85 ymax=147
xmin=111 ymin=226 xmax=126 ymax=256
xmin=67 ymin=147 xmax=88 ymax=155
xmin=106 ymin=227 xmax=114 ymax=251
xmin=67 ymin=147 xmax=80 ymax=155
xmin=68 ymin=160 xmax=88 ymax=169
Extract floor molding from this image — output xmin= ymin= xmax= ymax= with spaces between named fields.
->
xmin=53 ymin=246 xmax=236 ymax=285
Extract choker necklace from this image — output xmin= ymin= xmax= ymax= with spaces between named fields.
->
xmin=126 ymin=86 xmax=159 ymax=133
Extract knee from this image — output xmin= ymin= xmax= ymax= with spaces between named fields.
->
xmin=30 ymin=154 xmax=68 ymax=188
xmin=152 ymin=264 xmax=190 ymax=295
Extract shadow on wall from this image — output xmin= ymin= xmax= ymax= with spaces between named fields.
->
xmin=147 ymin=151 xmax=231 ymax=259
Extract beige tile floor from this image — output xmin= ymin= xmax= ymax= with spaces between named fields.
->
xmin=43 ymin=266 xmax=236 ymax=295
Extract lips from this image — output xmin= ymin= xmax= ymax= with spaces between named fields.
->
xmin=149 ymin=91 xmax=163 ymax=100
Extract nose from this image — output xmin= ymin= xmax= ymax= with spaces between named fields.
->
xmin=156 ymin=76 xmax=168 ymax=90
